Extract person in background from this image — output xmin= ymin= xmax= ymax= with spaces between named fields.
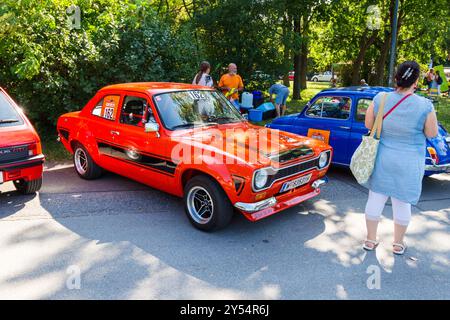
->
xmin=425 ymin=68 xmax=436 ymax=93
xmin=435 ymin=70 xmax=443 ymax=95
xmin=269 ymin=83 xmax=290 ymax=117
xmin=360 ymin=79 xmax=369 ymax=86
xmin=193 ymin=61 xmax=214 ymax=87
xmin=362 ymin=61 xmax=438 ymax=255
xmin=218 ymin=63 xmax=244 ymax=105
xmin=330 ymin=78 xmax=337 ymax=87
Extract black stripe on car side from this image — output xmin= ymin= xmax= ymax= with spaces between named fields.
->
xmin=96 ymin=138 xmax=174 ymax=162
xmin=97 ymin=141 xmax=177 ymax=176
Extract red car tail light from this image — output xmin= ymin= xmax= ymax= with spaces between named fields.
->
xmin=28 ymin=142 xmax=42 ymax=157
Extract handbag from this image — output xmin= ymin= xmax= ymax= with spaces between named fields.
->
xmin=350 ymin=93 xmax=387 ymax=185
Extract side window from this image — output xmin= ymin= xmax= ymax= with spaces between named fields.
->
xmin=356 ymin=98 xmax=372 ymax=122
xmin=91 ymin=95 xmax=120 ymax=121
xmin=120 ymin=96 xmax=147 ymax=127
xmin=305 ymin=96 xmax=351 ymax=120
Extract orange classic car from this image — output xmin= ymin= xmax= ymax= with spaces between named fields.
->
xmin=57 ymin=83 xmax=332 ymax=231
xmin=0 ymin=87 xmax=44 ymax=194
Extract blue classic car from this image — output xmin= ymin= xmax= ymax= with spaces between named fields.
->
xmin=267 ymin=86 xmax=450 ymax=176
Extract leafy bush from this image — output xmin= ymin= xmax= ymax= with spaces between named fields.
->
xmin=0 ymin=0 xmax=198 ymax=134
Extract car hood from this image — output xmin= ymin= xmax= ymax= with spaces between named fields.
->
xmin=0 ymin=123 xmax=38 ymax=148
xmin=169 ymin=123 xmax=328 ymax=166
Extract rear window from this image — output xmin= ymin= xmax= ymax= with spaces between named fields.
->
xmin=0 ymin=92 xmax=24 ymax=127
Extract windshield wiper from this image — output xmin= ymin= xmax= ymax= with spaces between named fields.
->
xmin=0 ymin=119 xmax=19 ymax=124
xmin=171 ymin=122 xmax=218 ymax=130
xmin=206 ymin=116 xmax=240 ymax=123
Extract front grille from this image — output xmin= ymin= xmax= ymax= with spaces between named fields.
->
xmin=0 ymin=145 xmax=29 ymax=164
xmin=253 ymin=150 xmax=331 ymax=191
xmin=272 ymin=157 xmax=319 ymax=181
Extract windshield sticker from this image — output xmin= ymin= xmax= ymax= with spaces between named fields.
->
xmin=189 ymin=91 xmax=208 ymax=101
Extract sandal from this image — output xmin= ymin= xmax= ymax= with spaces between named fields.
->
xmin=393 ymin=243 xmax=407 ymax=255
xmin=363 ymin=239 xmax=379 ymax=251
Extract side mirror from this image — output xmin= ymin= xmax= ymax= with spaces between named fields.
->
xmin=145 ymin=122 xmax=160 ymax=134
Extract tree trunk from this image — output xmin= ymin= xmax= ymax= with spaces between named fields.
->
xmin=374 ymin=34 xmax=391 ymax=86
xmin=300 ymin=39 xmax=308 ymax=90
xmin=282 ymin=15 xmax=291 ymax=87
xmin=293 ymin=14 xmax=302 ymax=100
xmin=351 ymin=32 xmax=378 ymax=85
xmin=299 ymin=14 xmax=309 ymax=90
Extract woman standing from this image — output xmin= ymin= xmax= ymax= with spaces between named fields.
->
xmin=362 ymin=61 xmax=439 ymax=255
xmin=193 ymin=61 xmax=214 ymax=87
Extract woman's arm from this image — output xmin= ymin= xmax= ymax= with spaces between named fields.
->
xmin=424 ymin=110 xmax=439 ymax=138
xmin=365 ymin=102 xmax=375 ymax=130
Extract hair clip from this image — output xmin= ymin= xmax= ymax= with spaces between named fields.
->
xmin=402 ymin=67 xmax=413 ymax=79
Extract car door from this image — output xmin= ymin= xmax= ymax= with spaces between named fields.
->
xmin=349 ymin=96 xmax=373 ymax=165
xmin=297 ymin=94 xmax=352 ymax=164
xmin=88 ymin=92 xmax=123 ymax=169
xmin=110 ymin=92 xmax=176 ymax=190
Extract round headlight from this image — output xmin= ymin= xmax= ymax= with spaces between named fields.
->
xmin=254 ymin=170 xmax=269 ymax=190
xmin=319 ymin=152 xmax=329 ymax=168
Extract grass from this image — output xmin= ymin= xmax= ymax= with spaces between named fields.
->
xmin=39 ymin=82 xmax=450 ymax=162
xmin=40 ymin=132 xmax=71 ymax=162
xmin=433 ymin=96 xmax=450 ymax=129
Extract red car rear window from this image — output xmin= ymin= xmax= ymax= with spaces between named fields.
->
xmin=0 ymin=92 xmax=24 ymax=127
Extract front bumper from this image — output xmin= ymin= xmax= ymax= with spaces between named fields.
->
xmin=234 ymin=177 xmax=328 ymax=221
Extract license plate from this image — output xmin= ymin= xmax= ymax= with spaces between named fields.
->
xmin=280 ymin=174 xmax=312 ymax=192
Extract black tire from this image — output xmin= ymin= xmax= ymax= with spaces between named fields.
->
xmin=313 ymin=77 xmax=318 ymax=82
xmin=72 ymin=143 xmax=103 ymax=180
xmin=183 ymin=175 xmax=233 ymax=231
xmin=14 ymin=177 xmax=42 ymax=194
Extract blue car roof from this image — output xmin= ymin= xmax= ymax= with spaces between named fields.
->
xmin=321 ymin=86 xmax=394 ymax=96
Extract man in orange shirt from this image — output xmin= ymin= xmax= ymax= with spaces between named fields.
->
xmin=218 ymin=63 xmax=244 ymax=102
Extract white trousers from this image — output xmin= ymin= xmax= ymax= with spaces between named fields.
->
xmin=365 ymin=190 xmax=412 ymax=226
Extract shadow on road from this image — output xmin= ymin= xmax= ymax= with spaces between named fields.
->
xmin=1 ymin=164 xmax=449 ymax=299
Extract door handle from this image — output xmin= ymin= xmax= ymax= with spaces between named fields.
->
xmin=339 ymin=126 xmax=351 ymax=130
xmin=110 ymin=130 xmax=120 ymax=136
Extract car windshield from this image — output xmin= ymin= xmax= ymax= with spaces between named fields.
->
xmin=0 ymin=92 xmax=23 ymax=127
xmin=153 ymin=90 xmax=244 ymax=130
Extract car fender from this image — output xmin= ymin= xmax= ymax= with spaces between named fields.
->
xmin=176 ymin=161 xmax=240 ymax=201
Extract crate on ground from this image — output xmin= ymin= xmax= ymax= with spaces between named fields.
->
xmin=256 ymin=102 xmax=276 ymax=120
xmin=248 ymin=109 xmax=263 ymax=122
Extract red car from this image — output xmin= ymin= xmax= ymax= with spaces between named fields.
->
xmin=57 ymin=83 xmax=332 ymax=231
xmin=0 ymin=88 xmax=44 ymax=194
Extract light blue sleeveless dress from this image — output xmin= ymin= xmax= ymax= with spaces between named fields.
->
xmin=366 ymin=92 xmax=434 ymax=205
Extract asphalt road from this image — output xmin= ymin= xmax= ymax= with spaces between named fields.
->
xmin=0 ymin=163 xmax=449 ymax=299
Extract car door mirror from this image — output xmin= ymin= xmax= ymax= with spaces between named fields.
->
xmin=145 ymin=122 xmax=159 ymax=133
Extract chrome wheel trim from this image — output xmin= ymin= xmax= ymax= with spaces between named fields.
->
xmin=187 ymin=186 xmax=214 ymax=224
xmin=74 ymin=148 xmax=88 ymax=175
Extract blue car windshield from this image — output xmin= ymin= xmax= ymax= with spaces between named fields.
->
xmin=305 ymin=96 xmax=351 ymax=120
